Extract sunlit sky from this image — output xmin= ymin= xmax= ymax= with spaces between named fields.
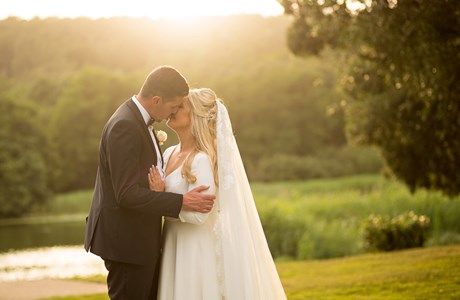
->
xmin=0 ymin=0 xmax=284 ymax=20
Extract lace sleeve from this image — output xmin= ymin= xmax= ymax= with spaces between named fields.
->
xmin=178 ymin=153 xmax=216 ymax=225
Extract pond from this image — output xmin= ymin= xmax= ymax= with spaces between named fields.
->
xmin=0 ymin=217 xmax=107 ymax=281
xmin=0 ymin=218 xmax=86 ymax=253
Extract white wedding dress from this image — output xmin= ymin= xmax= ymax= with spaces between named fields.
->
xmin=158 ymin=147 xmax=221 ymax=299
xmin=158 ymin=101 xmax=286 ymax=300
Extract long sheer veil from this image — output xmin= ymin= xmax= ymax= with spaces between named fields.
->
xmin=214 ymin=100 xmax=287 ymax=300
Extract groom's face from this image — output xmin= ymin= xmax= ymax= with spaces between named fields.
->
xmin=151 ymin=96 xmax=185 ymax=121
xmin=167 ymin=98 xmax=191 ymax=130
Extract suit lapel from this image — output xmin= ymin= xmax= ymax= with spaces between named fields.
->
xmin=126 ymin=100 xmax=156 ymax=153
xmin=150 ymin=128 xmax=165 ymax=166
xmin=126 ymin=99 xmax=164 ymax=167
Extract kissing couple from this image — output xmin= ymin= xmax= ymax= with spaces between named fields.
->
xmin=85 ymin=66 xmax=286 ymax=299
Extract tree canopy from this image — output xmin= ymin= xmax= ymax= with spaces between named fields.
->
xmin=280 ymin=0 xmax=460 ymax=196
xmin=0 ymin=80 xmax=48 ymax=217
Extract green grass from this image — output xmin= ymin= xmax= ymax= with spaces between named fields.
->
xmin=253 ymin=175 xmax=460 ymax=259
xmin=279 ymin=245 xmax=460 ymax=300
xmin=45 ymin=244 xmax=460 ymax=300
xmin=35 ymin=190 xmax=94 ymax=215
xmin=0 ymin=190 xmax=92 ymax=226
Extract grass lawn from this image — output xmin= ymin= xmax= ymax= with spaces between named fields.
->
xmin=47 ymin=244 xmax=460 ymax=300
xmin=279 ymin=245 xmax=460 ymax=299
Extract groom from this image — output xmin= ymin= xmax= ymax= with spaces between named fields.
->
xmin=84 ymin=66 xmax=215 ymax=299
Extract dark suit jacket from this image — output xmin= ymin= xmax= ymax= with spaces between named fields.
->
xmin=84 ymin=98 xmax=182 ymax=266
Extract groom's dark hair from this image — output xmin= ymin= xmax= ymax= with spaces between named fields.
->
xmin=139 ymin=66 xmax=189 ymax=101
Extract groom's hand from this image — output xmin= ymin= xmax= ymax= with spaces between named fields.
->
xmin=182 ymin=185 xmax=215 ymax=213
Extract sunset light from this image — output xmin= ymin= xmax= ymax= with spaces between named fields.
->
xmin=0 ymin=0 xmax=284 ymax=20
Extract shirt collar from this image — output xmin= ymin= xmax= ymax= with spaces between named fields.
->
xmin=131 ymin=95 xmax=151 ymax=125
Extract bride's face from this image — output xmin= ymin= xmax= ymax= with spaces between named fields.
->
xmin=150 ymin=95 xmax=185 ymax=122
xmin=167 ymin=98 xmax=191 ymax=131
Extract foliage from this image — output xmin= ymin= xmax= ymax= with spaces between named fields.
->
xmin=0 ymin=83 xmax=49 ymax=217
xmin=279 ymin=0 xmax=460 ymax=196
xmin=47 ymin=67 xmax=137 ymax=192
xmin=254 ymin=145 xmax=382 ymax=181
xmin=362 ymin=211 xmax=430 ymax=251
xmin=254 ymin=175 xmax=460 ymax=259
xmin=260 ymin=206 xmax=305 ymax=258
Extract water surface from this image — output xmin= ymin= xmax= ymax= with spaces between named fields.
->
xmin=0 ymin=217 xmax=106 ymax=281
xmin=0 ymin=218 xmax=86 ymax=253
xmin=0 ymin=246 xmax=107 ymax=281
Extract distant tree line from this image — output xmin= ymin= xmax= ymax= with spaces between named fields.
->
xmin=0 ymin=16 xmax=382 ymax=216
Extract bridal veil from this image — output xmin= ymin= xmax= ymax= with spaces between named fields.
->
xmin=214 ymin=100 xmax=287 ymax=300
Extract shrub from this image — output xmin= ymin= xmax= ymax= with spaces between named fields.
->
xmin=259 ymin=202 xmax=362 ymax=260
xmin=427 ymin=231 xmax=460 ymax=247
xmin=297 ymin=219 xmax=361 ymax=259
xmin=259 ymin=206 xmax=306 ymax=258
xmin=362 ymin=211 xmax=430 ymax=252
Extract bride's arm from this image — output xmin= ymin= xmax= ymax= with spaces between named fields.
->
xmin=179 ymin=153 xmax=216 ymax=225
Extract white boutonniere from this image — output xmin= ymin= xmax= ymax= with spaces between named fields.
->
xmin=155 ymin=130 xmax=167 ymax=146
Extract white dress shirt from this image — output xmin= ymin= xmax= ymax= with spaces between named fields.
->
xmin=131 ymin=96 xmax=164 ymax=178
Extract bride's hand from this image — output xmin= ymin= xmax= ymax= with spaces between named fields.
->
xmin=148 ymin=165 xmax=165 ymax=192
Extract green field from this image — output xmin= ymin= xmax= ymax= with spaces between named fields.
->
xmin=279 ymin=245 xmax=460 ymax=299
xmin=47 ymin=244 xmax=460 ymax=300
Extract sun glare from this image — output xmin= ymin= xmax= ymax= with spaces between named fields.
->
xmin=0 ymin=0 xmax=284 ymax=20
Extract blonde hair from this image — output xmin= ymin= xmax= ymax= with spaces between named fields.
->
xmin=182 ymin=88 xmax=220 ymax=186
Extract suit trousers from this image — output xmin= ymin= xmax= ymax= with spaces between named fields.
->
xmin=104 ymin=257 xmax=161 ymax=300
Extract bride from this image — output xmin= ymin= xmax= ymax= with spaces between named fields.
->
xmin=148 ymin=88 xmax=286 ymax=300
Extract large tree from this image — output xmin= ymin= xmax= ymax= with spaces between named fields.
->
xmin=280 ymin=0 xmax=460 ymax=196
xmin=0 ymin=79 xmax=49 ymax=217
